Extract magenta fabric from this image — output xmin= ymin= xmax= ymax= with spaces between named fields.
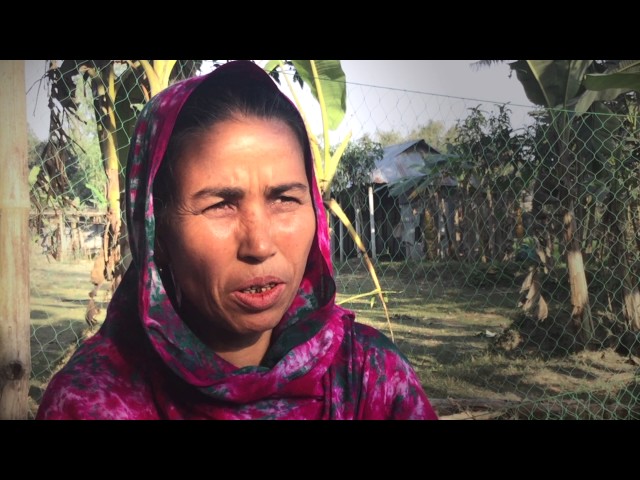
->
xmin=36 ymin=61 xmax=438 ymax=420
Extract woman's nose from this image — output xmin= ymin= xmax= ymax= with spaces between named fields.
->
xmin=237 ymin=208 xmax=276 ymax=263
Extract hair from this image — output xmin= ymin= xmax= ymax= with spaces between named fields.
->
xmin=153 ymin=68 xmax=312 ymax=220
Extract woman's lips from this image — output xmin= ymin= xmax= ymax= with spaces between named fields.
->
xmin=232 ymin=277 xmax=286 ymax=311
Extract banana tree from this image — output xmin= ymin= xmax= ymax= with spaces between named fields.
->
xmin=574 ymin=60 xmax=640 ymax=114
xmin=473 ymin=60 xmax=640 ymax=338
xmin=569 ymin=61 xmax=640 ymax=333
xmin=44 ymin=60 xmax=202 ymax=324
xmin=602 ymin=119 xmax=640 ymax=333
xmin=265 ymin=60 xmax=394 ymax=340
xmin=509 ymin=60 xmax=596 ymax=343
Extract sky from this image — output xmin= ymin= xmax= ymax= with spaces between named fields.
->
xmin=24 ymin=60 xmax=536 ymax=141
xmin=341 ymin=60 xmax=531 ymax=105
xmin=334 ymin=60 xmax=535 ymax=141
xmin=25 ymin=60 xmax=51 ymax=139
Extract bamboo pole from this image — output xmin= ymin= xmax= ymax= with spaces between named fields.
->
xmin=368 ymin=185 xmax=376 ymax=261
xmin=0 ymin=61 xmax=31 ymax=419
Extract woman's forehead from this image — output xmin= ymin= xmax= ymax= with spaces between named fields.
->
xmin=170 ymin=116 xmax=308 ymax=187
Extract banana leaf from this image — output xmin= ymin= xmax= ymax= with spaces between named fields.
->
xmin=290 ymin=60 xmax=347 ymax=131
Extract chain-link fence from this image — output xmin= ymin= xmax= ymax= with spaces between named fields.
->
xmin=26 ymin=60 xmax=640 ymax=419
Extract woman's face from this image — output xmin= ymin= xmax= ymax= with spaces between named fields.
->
xmin=157 ymin=115 xmax=316 ymax=345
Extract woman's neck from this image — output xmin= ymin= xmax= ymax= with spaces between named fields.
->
xmin=213 ymin=330 xmax=273 ymax=368
xmin=184 ymin=315 xmax=273 ymax=368
xmin=178 ymin=301 xmax=275 ymax=368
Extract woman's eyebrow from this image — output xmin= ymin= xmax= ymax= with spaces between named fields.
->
xmin=191 ymin=186 xmax=244 ymax=201
xmin=190 ymin=183 xmax=308 ymax=201
xmin=267 ymin=182 xmax=309 ymax=197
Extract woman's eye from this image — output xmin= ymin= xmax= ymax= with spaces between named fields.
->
xmin=275 ymin=196 xmax=298 ymax=204
xmin=204 ymin=201 xmax=232 ymax=212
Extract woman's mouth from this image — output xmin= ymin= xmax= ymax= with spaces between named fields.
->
xmin=233 ymin=278 xmax=286 ymax=311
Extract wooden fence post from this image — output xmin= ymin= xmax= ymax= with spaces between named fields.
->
xmin=0 ymin=60 xmax=31 ymax=419
xmin=56 ymin=210 xmax=64 ymax=261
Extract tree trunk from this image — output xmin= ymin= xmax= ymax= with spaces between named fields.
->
xmin=557 ymin=124 xmax=593 ymax=344
xmin=423 ymin=206 xmax=438 ymax=261
xmin=466 ymin=186 xmax=482 ymax=262
xmin=628 ymin=202 xmax=640 ymax=330
xmin=540 ymin=229 xmax=555 ymax=272
xmin=609 ymin=192 xmax=640 ymax=332
xmin=0 ymin=61 xmax=31 ymax=419
xmin=574 ymin=179 xmax=587 ymax=247
xmin=89 ymin=65 xmax=123 ymax=291
xmin=495 ymin=193 xmax=513 ymax=261
xmin=70 ymin=216 xmax=80 ymax=259
xmin=582 ymin=194 xmax=597 ymax=255
xmin=486 ymin=188 xmax=497 ymax=261
xmin=622 ymin=272 xmax=640 ymax=332
xmin=456 ymin=186 xmax=472 ymax=262
xmin=519 ymin=266 xmax=549 ymax=321
xmin=440 ymin=191 xmax=458 ymax=259
xmin=631 ymin=200 xmax=640 ymax=255
xmin=478 ymin=189 xmax=492 ymax=263
xmin=564 ymin=201 xmax=594 ymax=343
xmin=57 ymin=211 xmax=66 ymax=261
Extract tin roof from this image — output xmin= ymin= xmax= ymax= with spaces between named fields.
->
xmin=371 ymin=139 xmax=440 ymax=184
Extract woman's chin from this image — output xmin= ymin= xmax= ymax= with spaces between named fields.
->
xmin=232 ymin=314 xmax=283 ymax=337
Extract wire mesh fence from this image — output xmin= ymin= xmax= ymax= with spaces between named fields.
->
xmin=26 ymin=60 xmax=640 ymax=419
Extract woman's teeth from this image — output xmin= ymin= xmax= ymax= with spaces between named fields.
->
xmin=241 ymin=283 xmax=277 ymax=294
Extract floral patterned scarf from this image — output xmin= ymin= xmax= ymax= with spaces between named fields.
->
xmin=37 ymin=61 xmax=437 ymax=420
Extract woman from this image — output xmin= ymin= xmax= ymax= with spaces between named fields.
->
xmin=37 ymin=61 xmax=438 ymax=420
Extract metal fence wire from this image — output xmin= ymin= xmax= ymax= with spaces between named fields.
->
xmin=27 ymin=60 xmax=640 ymax=419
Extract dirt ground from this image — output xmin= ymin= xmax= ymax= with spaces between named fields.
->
xmin=28 ymin=251 xmax=110 ymax=418
xmin=335 ymin=258 xmax=640 ymax=419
